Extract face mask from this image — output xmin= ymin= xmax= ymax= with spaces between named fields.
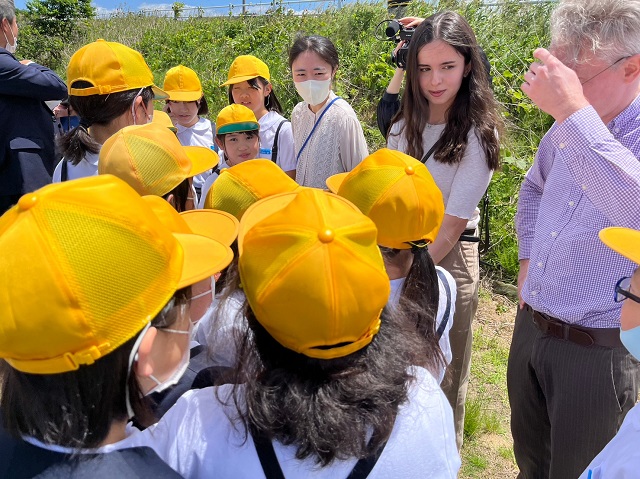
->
xmin=294 ymin=78 xmax=332 ymax=106
xmin=620 ymin=325 xmax=640 ymax=361
xmin=3 ymin=27 xmax=16 ymax=54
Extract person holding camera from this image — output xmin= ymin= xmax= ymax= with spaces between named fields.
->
xmin=383 ymin=11 xmax=503 ymax=449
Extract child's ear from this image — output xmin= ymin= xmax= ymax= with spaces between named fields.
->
xmin=215 ymin=136 xmax=224 ymax=150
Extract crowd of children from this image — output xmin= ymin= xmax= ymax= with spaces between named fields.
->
xmin=1 ymin=0 xmax=640 ymax=477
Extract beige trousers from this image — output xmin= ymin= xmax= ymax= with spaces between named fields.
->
xmin=439 ymin=238 xmax=480 ymax=449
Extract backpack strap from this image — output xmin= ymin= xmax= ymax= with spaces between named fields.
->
xmin=436 ymin=269 xmax=452 ymax=339
xmin=270 ymin=119 xmax=289 ymax=165
xmin=61 ymin=159 xmax=68 ymax=182
xmin=252 ymin=434 xmax=286 ymax=479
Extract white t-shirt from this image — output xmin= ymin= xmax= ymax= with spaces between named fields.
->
xmin=103 ymin=366 xmax=460 ymax=478
xmin=293 ymin=91 xmax=369 ymax=188
xmin=257 ymin=111 xmax=296 ymax=172
xmin=387 ymin=121 xmax=492 ymax=230
xmin=578 ymin=402 xmax=640 ymax=479
xmin=388 ymin=266 xmax=456 ymax=384
xmin=195 ymin=157 xmax=230 ymax=210
xmin=52 ymin=151 xmax=100 ymax=182
xmin=176 ymin=118 xmax=215 ymax=191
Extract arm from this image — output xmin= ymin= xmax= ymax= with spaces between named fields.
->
xmin=377 ymin=67 xmax=404 ymax=137
xmin=339 ymin=114 xmax=369 ymax=172
xmin=386 ymin=120 xmax=402 ymax=151
xmin=430 ymin=214 xmax=469 ymax=264
xmin=517 ymin=259 xmax=530 ymax=309
xmin=0 ymin=52 xmax=67 ymax=100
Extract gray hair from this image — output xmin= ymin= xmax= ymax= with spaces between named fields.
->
xmin=551 ymin=0 xmax=640 ymax=65
xmin=0 ymin=0 xmax=15 ymax=23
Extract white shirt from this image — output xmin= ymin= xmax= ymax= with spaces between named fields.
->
xmin=388 ymin=266 xmax=456 ymax=383
xmin=103 ymin=367 xmax=460 ymax=478
xmin=176 ymin=118 xmax=215 ymax=191
xmin=293 ymin=91 xmax=369 ymax=188
xmin=52 ymin=151 xmax=99 ymax=182
xmin=257 ymin=111 xmax=296 ymax=172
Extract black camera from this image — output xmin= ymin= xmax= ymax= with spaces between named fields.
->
xmin=384 ymin=20 xmax=414 ymax=69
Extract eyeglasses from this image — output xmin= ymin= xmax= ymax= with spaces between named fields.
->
xmin=580 ymin=56 xmax=630 ymax=85
xmin=615 ymin=277 xmax=640 ymax=304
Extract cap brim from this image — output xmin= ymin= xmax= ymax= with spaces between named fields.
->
xmin=217 ymin=122 xmax=260 ymax=135
xmin=174 ymin=233 xmax=234 ymax=288
xmin=599 ymin=227 xmax=640 ymax=265
xmin=152 ymin=85 xmax=169 ymax=100
xmin=325 ymin=172 xmax=348 ymax=193
xmin=220 ymin=74 xmax=260 ymax=87
xmin=185 ymin=146 xmax=219 ymax=177
xmin=181 ymin=209 xmax=239 ymax=247
xmin=165 ymin=91 xmax=203 ymax=102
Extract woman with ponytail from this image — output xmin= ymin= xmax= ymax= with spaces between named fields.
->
xmin=327 ymin=148 xmax=454 ymax=382
xmin=52 ymin=40 xmax=166 ymax=182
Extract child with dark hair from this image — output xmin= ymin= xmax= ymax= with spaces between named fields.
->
xmin=53 ymin=40 xmax=166 ymax=182
xmin=0 ymin=175 xmax=235 ymax=476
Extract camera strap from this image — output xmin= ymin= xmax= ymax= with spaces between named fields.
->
xmin=296 ymin=96 xmax=341 ymax=162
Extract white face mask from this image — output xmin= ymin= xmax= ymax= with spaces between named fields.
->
xmin=3 ymin=26 xmax=17 ymax=54
xmin=294 ymin=78 xmax=332 ymax=106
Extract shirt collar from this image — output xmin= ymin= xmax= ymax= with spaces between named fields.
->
xmin=608 ymin=92 xmax=640 ymax=131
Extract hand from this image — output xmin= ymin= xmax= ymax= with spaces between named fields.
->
xmin=398 ymin=16 xmax=424 ymax=28
xmin=19 ymin=59 xmax=34 ymax=66
xmin=521 ymin=48 xmax=590 ymax=123
xmin=517 ymin=259 xmax=530 ymax=309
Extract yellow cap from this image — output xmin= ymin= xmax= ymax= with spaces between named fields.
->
xmin=203 ymin=159 xmax=300 ymax=219
xmin=152 ymin=110 xmax=177 ymax=133
xmin=163 ymin=65 xmax=203 ymax=102
xmin=600 ymin=227 xmax=640 ymax=265
xmin=67 ymin=39 xmax=167 ymax=99
xmin=238 ymin=188 xmax=390 ymax=360
xmin=216 ymin=104 xmax=259 ymax=135
xmin=0 ymin=175 xmax=235 ymax=374
xmin=326 ymin=149 xmax=445 ymax=249
xmin=99 ymin=123 xmax=219 ymax=197
xmin=221 ymin=55 xmax=270 ymax=86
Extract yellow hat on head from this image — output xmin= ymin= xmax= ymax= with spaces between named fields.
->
xmin=326 ymin=148 xmax=445 ymax=249
xmin=163 ymin=65 xmax=203 ymax=102
xmin=152 ymin=110 xmax=177 ymax=133
xmin=600 ymin=227 xmax=640 ymax=265
xmin=238 ymin=188 xmax=390 ymax=360
xmin=203 ymin=159 xmax=300 ymax=219
xmin=67 ymin=39 xmax=167 ymax=99
xmin=0 ymin=175 xmax=234 ymax=374
xmin=216 ymin=104 xmax=259 ymax=135
xmin=221 ymin=55 xmax=270 ymax=86
xmin=99 ymin=122 xmax=219 ymax=197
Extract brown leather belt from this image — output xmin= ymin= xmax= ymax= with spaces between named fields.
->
xmin=525 ymin=304 xmax=622 ymax=348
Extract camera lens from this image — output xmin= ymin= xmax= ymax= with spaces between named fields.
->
xmin=385 ymin=20 xmax=400 ymax=39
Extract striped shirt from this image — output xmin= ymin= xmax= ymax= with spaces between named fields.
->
xmin=516 ymin=98 xmax=640 ymax=328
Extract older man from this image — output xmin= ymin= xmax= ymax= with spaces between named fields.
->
xmin=0 ymin=0 xmax=67 ymax=214
xmin=508 ymin=0 xmax=640 ymax=478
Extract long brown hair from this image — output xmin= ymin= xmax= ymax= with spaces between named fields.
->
xmin=390 ymin=11 xmax=502 ymax=169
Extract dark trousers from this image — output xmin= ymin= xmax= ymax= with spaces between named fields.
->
xmin=507 ymin=305 xmax=640 ymax=479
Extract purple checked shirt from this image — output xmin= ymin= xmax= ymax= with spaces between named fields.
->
xmin=516 ymin=98 xmax=640 ymax=328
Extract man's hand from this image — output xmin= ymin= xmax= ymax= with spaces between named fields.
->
xmin=521 ymin=48 xmax=590 ymax=123
xmin=517 ymin=259 xmax=530 ymax=309
xmin=19 ymin=59 xmax=34 ymax=66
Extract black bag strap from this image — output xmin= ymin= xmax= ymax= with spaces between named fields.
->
xmin=479 ymin=190 xmax=490 ymax=254
xmin=270 ymin=119 xmax=289 ymax=165
xmin=61 ymin=159 xmax=68 ymax=182
xmin=436 ymin=269 xmax=452 ymax=339
xmin=420 ymin=140 xmax=440 ymax=164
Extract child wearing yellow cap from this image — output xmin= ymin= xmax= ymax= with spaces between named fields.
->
xmin=0 ymin=175 xmax=234 ymax=475
xmin=197 ymin=104 xmax=261 ymax=209
xmin=163 ymin=65 xmax=216 ymax=201
xmin=222 ymin=55 xmax=296 ymax=179
xmin=103 ymin=188 xmax=460 ymax=477
xmin=53 ymin=40 xmax=166 ymax=183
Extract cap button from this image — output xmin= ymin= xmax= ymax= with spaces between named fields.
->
xmin=18 ymin=194 xmax=38 ymax=210
xmin=405 ymin=166 xmax=415 ymax=175
xmin=318 ymin=228 xmax=334 ymax=243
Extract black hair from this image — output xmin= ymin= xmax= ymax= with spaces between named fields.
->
xmin=163 ymin=178 xmax=191 ymax=213
xmin=59 ymin=83 xmax=154 ymax=166
xmin=288 ymin=35 xmax=339 ymax=71
xmin=197 ymin=96 xmax=209 ymax=116
xmin=228 ymin=76 xmax=283 ymax=115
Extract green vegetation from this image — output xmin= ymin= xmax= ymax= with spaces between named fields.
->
xmin=17 ymin=0 xmax=554 ymax=282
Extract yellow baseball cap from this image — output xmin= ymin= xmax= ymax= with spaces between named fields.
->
xmin=99 ymin=122 xmax=219 ymax=197
xmin=67 ymin=39 xmax=167 ymax=99
xmin=600 ymin=227 xmax=640 ymax=265
xmin=0 ymin=175 xmax=234 ymax=374
xmin=163 ymin=65 xmax=203 ymax=102
xmin=326 ymin=148 xmax=445 ymax=249
xmin=238 ymin=188 xmax=390 ymax=360
xmin=221 ymin=55 xmax=270 ymax=86
xmin=152 ymin=110 xmax=177 ymax=133
xmin=216 ymin=104 xmax=259 ymax=135
xmin=203 ymin=159 xmax=300 ymax=219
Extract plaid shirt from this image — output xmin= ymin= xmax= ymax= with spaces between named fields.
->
xmin=516 ymin=98 xmax=640 ymax=328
